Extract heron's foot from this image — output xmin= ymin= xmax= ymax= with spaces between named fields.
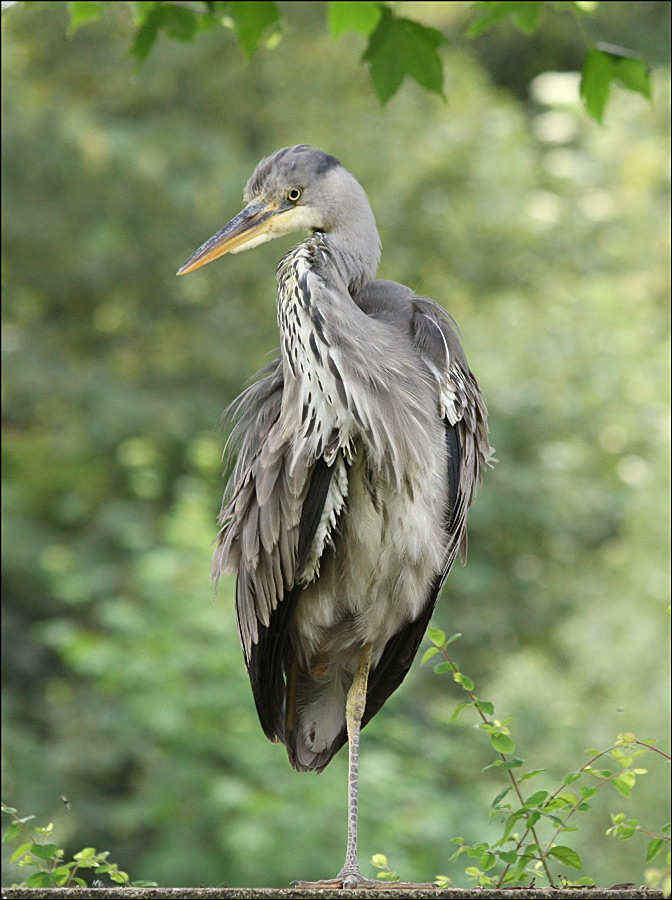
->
xmin=291 ymin=869 xmax=438 ymax=890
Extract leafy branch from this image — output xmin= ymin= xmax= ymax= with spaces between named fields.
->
xmin=1 ymin=802 xmax=156 ymax=889
xmin=3 ymin=1 xmax=654 ymax=116
xmin=417 ymin=630 xmax=671 ymax=890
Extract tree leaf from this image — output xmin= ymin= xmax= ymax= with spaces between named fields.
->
xmin=524 ymin=789 xmax=549 ymax=808
xmin=548 ymin=845 xmax=583 ymax=869
xmin=129 ymin=3 xmax=163 ymax=63
xmin=427 ymin=627 xmax=446 ymax=646
xmin=612 ymin=771 xmax=636 ymax=797
xmin=53 ymin=866 xmax=73 ymax=886
xmin=9 ymin=842 xmax=33 ymax=864
xmin=67 ymin=1 xmax=103 ymax=35
xmin=646 ymin=838 xmax=664 ymax=863
xmin=611 ymin=55 xmax=651 ymax=99
xmin=26 ymin=871 xmax=54 ymax=888
xmin=434 ymin=661 xmax=453 ymax=674
xmin=449 ymin=701 xmax=470 ymax=723
xmin=160 ymin=5 xmax=199 ymax=42
xmin=468 ymin=1 xmax=543 ymax=38
xmin=362 ymin=8 xmax=446 ymax=104
xmin=490 ymin=732 xmax=515 ymax=754
xmin=498 ymin=757 xmax=524 ymax=769
xmin=453 ymin=671 xmax=475 ymax=690
xmin=30 ymin=842 xmax=60 ymax=860
xmin=3 ymin=823 xmax=22 ymax=843
xmin=580 ymin=47 xmax=613 ymax=122
xmin=420 ymin=646 xmax=439 ymax=664
xmin=491 ymin=786 xmax=512 ymax=808
xmin=581 ymin=45 xmax=651 ymax=122
xmin=328 ymin=1 xmax=382 ymax=38
xmin=227 ymin=1 xmax=282 ymax=58
xmin=481 ymin=850 xmax=496 ymax=870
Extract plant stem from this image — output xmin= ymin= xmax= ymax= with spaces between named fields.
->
xmin=440 ymin=648 xmax=556 ymax=888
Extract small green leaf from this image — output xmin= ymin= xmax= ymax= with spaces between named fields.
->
xmin=3 ymin=823 xmax=22 ymax=842
xmin=581 ymin=45 xmax=651 ymax=122
xmin=444 ymin=632 xmax=462 ymax=647
xmin=434 ymin=661 xmax=453 ymax=674
xmin=521 ymin=768 xmax=546 ymax=782
xmin=587 ymin=767 xmax=613 ymax=778
xmin=420 ymin=646 xmax=439 ymax=665
xmin=612 ymin=772 xmax=636 ymax=797
xmin=500 ymin=757 xmax=524 ymax=769
xmin=67 ymin=1 xmax=102 ymax=34
xmin=371 ymin=853 xmax=388 ymax=868
xmin=328 ymin=1 xmax=382 ymax=38
xmin=427 ymin=627 xmax=446 ymax=646
xmin=563 ymin=772 xmax=582 ymax=785
xmin=599 ymin=43 xmax=651 ymax=99
xmin=490 ymin=732 xmax=515 ymax=754
xmin=160 ymin=5 xmax=198 ymax=42
xmin=453 ymin=672 xmax=474 ymax=690
xmin=449 ymin=701 xmax=470 ymax=723
xmin=227 ymin=1 xmax=282 ymax=58
xmin=524 ymin=790 xmax=549 ymax=808
xmin=580 ymin=47 xmax=613 ymax=121
xmin=476 ymin=700 xmax=495 ymax=715
xmin=502 ymin=811 xmax=524 ymax=842
xmin=26 ymin=871 xmax=54 ymax=888
xmin=510 ymin=1 xmax=543 ymax=34
xmin=362 ymin=7 xmax=446 ymax=104
xmin=468 ymin=1 xmax=543 ymax=38
xmin=481 ymin=851 xmax=496 ymax=871
xmin=548 ymin=845 xmax=583 ymax=869
xmin=30 ymin=843 xmax=60 ymax=861
xmin=498 ymin=850 xmax=518 ymax=864
xmin=130 ymin=3 xmax=163 ymax=62
xmin=646 ymin=838 xmax=664 ymax=863
xmin=9 ymin=842 xmax=33 ymax=864
xmin=491 ymin=786 xmax=512 ymax=808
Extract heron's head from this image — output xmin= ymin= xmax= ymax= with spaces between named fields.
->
xmin=177 ymin=145 xmax=379 ymax=277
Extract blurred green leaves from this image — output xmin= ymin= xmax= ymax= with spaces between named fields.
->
xmin=9 ymin=1 xmax=656 ymax=113
xmin=581 ymin=44 xmax=652 ymax=121
xmin=361 ymin=8 xmax=447 ymax=103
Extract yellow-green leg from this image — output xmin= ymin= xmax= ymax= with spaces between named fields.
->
xmin=292 ymin=643 xmax=436 ymax=890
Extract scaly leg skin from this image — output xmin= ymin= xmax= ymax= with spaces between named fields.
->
xmin=291 ymin=643 xmax=437 ymax=891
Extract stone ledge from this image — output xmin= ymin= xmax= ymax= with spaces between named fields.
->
xmin=1 ymin=887 xmax=664 ymax=900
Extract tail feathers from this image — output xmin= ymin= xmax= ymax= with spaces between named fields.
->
xmin=284 ymin=657 xmax=350 ymax=772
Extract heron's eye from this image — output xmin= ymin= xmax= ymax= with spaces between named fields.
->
xmin=287 ymin=188 xmax=302 ymax=203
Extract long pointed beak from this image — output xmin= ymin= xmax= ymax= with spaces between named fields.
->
xmin=176 ymin=200 xmax=285 ymax=276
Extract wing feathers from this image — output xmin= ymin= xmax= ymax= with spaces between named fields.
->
xmin=215 ymin=270 xmax=492 ymax=771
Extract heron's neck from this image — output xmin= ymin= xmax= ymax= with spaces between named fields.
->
xmin=323 ymin=211 xmax=381 ymax=293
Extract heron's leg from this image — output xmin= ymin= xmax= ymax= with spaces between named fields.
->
xmin=291 ymin=643 xmax=436 ymax=890
xmin=338 ymin=639 xmax=373 ymax=884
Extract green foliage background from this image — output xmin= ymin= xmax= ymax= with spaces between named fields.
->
xmin=2 ymin=0 xmax=670 ymax=889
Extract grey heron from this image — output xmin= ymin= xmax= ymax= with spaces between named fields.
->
xmin=177 ymin=145 xmax=492 ymax=889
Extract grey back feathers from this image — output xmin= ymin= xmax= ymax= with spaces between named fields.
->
xmin=211 ymin=145 xmax=492 ymax=772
